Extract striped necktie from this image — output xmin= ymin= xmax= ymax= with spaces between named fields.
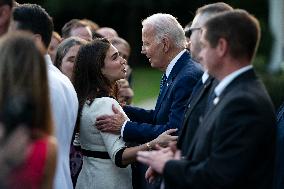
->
xmin=159 ymin=74 xmax=167 ymax=93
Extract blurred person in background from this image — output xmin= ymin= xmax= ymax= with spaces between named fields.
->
xmin=110 ymin=37 xmax=133 ymax=84
xmin=0 ymin=1 xmax=31 ymax=187
xmin=54 ymin=36 xmax=88 ymax=80
xmin=80 ymin=18 xmax=100 ymax=37
xmin=61 ymin=19 xmax=93 ymax=41
xmin=10 ymin=4 xmax=79 ymax=189
xmin=183 ymin=21 xmax=192 ymax=51
xmin=0 ymin=32 xmax=57 ymax=189
xmin=117 ymin=79 xmax=134 ymax=105
xmin=96 ymin=26 xmax=118 ymax=39
xmin=53 ymin=36 xmax=87 ymax=186
xmin=110 ymin=36 xmax=134 ymax=105
xmin=0 ymin=0 xmax=12 ymax=36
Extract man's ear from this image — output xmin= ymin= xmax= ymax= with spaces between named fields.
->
xmin=0 ymin=5 xmax=11 ymax=26
xmin=33 ymin=34 xmax=43 ymax=46
xmin=162 ymin=37 xmax=170 ymax=53
xmin=33 ymin=34 xmax=46 ymax=53
xmin=216 ymin=38 xmax=228 ymax=57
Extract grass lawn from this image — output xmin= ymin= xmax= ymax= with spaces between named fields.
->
xmin=131 ymin=67 xmax=162 ymax=104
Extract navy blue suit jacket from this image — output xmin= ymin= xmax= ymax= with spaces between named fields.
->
xmin=123 ymin=51 xmax=203 ymax=143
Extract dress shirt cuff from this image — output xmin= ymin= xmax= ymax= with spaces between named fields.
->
xmin=121 ymin=120 xmax=128 ymax=137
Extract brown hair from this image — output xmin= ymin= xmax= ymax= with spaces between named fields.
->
xmin=110 ymin=37 xmax=130 ymax=50
xmin=0 ymin=32 xmax=53 ymax=138
xmin=80 ymin=18 xmax=100 ymax=32
xmin=110 ymin=37 xmax=131 ymax=52
xmin=204 ymin=9 xmax=261 ymax=61
xmin=73 ymin=38 xmax=117 ymax=106
xmin=54 ymin=36 xmax=87 ymax=70
xmin=72 ymin=38 xmax=119 ymax=131
xmin=196 ymin=2 xmax=233 ymax=15
xmin=52 ymin=31 xmax=62 ymax=42
xmin=12 ymin=3 xmax=54 ymax=49
xmin=61 ymin=19 xmax=90 ymax=39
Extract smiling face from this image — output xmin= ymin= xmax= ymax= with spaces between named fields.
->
xmin=61 ymin=45 xmax=81 ymax=79
xmin=102 ymin=44 xmax=127 ymax=83
xmin=141 ymin=25 xmax=166 ymax=71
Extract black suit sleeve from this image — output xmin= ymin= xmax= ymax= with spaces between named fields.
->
xmin=163 ymin=94 xmax=276 ymax=189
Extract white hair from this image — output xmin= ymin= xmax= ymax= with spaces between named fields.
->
xmin=142 ymin=13 xmax=186 ymax=49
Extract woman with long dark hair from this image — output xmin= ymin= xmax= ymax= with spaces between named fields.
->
xmin=73 ymin=38 xmax=176 ymax=189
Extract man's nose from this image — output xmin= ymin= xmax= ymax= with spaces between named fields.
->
xmin=120 ymin=57 xmax=127 ymax=65
xmin=141 ymin=46 xmax=146 ymax=54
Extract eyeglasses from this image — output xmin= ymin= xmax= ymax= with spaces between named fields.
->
xmin=185 ymin=27 xmax=202 ymax=38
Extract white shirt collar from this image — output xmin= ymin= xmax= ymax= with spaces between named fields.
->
xmin=165 ymin=49 xmax=186 ymax=78
xmin=202 ymin=71 xmax=209 ymax=84
xmin=214 ymin=65 xmax=253 ymax=97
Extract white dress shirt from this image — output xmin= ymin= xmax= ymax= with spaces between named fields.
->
xmin=165 ymin=49 xmax=186 ymax=78
xmin=45 ymin=55 xmax=78 ymax=189
xmin=214 ymin=65 xmax=253 ymax=97
xmin=201 ymin=71 xmax=209 ymax=84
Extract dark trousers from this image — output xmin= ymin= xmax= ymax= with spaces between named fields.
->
xmin=132 ymin=162 xmax=161 ymax=189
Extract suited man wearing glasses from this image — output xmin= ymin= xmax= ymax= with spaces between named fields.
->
xmin=178 ymin=2 xmax=233 ymax=156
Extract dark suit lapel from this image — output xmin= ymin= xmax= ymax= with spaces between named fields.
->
xmin=154 ymin=51 xmax=191 ymax=118
xmin=178 ymin=77 xmax=213 ymax=145
xmin=184 ymin=94 xmax=219 ymax=158
xmin=200 ymin=69 xmax=256 ymax=124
